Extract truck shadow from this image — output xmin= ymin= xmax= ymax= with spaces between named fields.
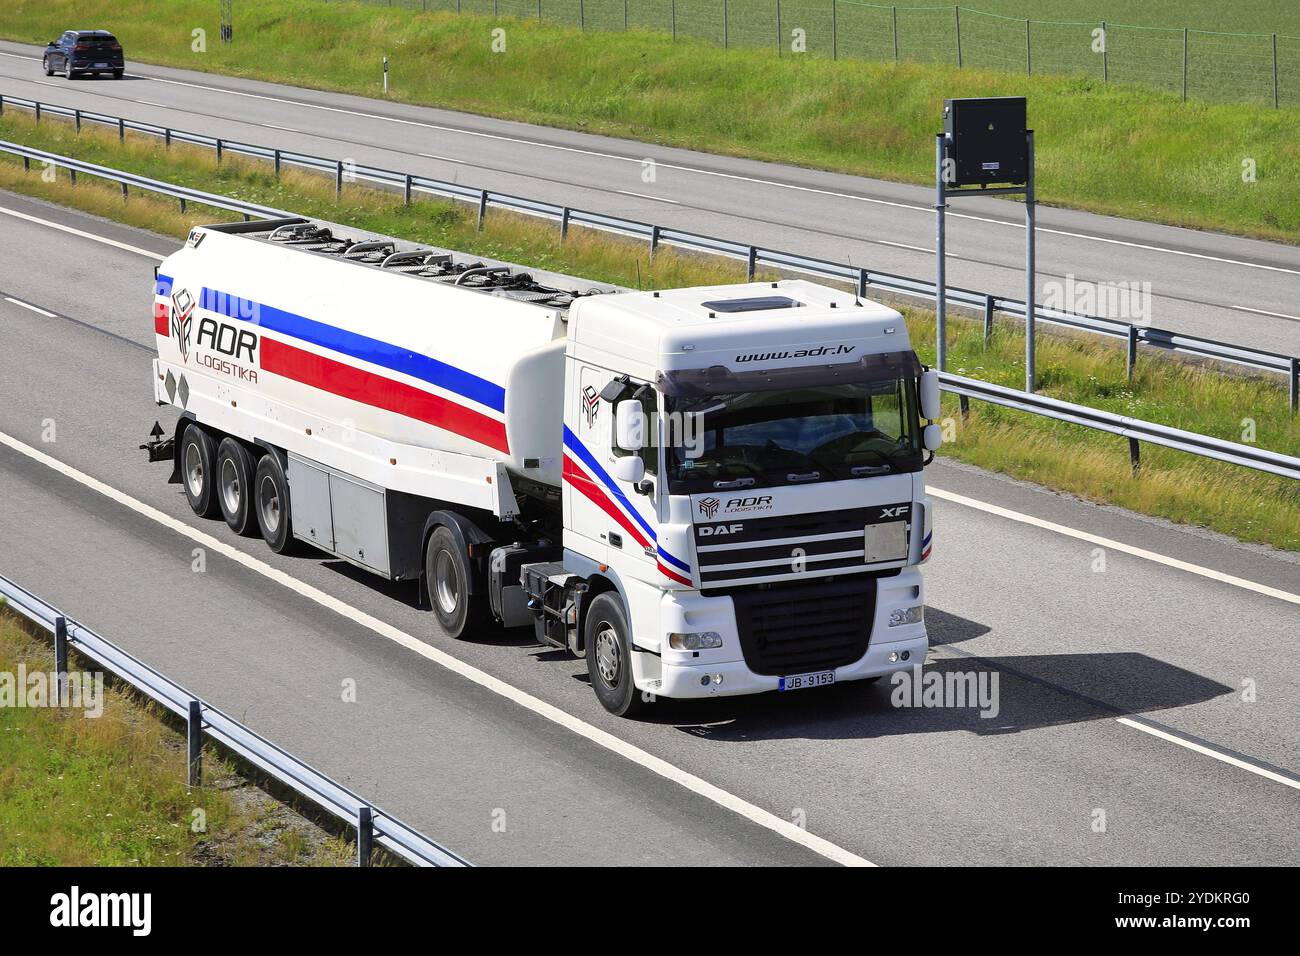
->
xmin=635 ymin=609 xmax=1233 ymax=742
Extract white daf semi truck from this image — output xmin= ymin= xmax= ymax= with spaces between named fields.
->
xmin=145 ymin=217 xmax=942 ymax=716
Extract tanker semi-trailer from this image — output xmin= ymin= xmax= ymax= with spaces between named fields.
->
xmin=145 ymin=217 xmax=943 ymax=716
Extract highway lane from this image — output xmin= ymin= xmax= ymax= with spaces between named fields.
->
xmin=1 ymin=193 xmax=1299 ymax=865
xmin=0 ymin=39 xmax=1298 ymax=360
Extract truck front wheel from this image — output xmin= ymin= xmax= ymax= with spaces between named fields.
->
xmin=585 ymin=592 xmax=647 ymax=718
xmin=180 ymin=424 xmax=221 ymax=519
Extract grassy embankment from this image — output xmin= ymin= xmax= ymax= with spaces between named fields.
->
xmin=0 ymin=608 xmax=354 ymax=866
xmin=0 ymin=107 xmax=1296 ymax=550
xmin=0 ymin=0 xmax=1297 ymax=241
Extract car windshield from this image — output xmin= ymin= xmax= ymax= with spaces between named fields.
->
xmin=665 ymin=378 xmax=922 ymax=493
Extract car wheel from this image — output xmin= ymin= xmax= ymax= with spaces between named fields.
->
xmin=253 ymin=452 xmax=295 ymax=554
xmin=180 ymin=424 xmax=221 ymax=519
xmin=113 ymin=69 xmax=124 ymax=79
xmin=585 ymin=592 xmax=647 ymax=717
xmin=42 ymin=57 xmax=53 ymax=76
xmin=216 ymin=437 xmax=258 ymax=536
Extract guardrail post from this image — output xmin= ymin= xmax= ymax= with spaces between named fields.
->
xmin=958 ymin=394 xmax=970 ymax=420
xmin=165 ymin=128 xmax=172 ymax=148
xmin=274 ymin=149 xmax=281 ymax=177
xmin=649 ymin=224 xmax=660 ymax=258
xmin=1126 ymin=325 xmax=1138 ymax=382
xmin=0 ymin=93 xmax=5 ymax=116
xmin=35 ymin=102 xmax=41 ymax=123
xmin=22 ymin=155 xmax=30 ymax=172
xmin=404 ymin=173 xmax=412 ymax=206
xmin=477 ymin=190 xmax=488 ymax=231
xmin=560 ymin=207 xmax=571 ymax=242
xmin=216 ymin=139 xmax=223 ymax=165
xmin=1289 ymin=357 xmax=1298 ymax=414
xmin=69 ymin=168 xmax=76 ymax=187
xmin=54 ymin=616 xmax=69 ymax=708
xmin=187 ymin=699 xmax=202 ymax=790
xmin=335 ymin=160 xmax=343 ymax=199
xmin=121 ymin=182 xmax=129 ymax=202
xmin=747 ymin=246 xmax=757 ymax=281
xmin=1128 ymin=437 xmax=1141 ymax=475
xmin=983 ymin=294 xmax=995 ymax=343
xmin=357 ymin=807 xmax=373 ymax=867
xmin=857 ymin=268 xmax=868 ymax=299
xmin=74 ymin=108 xmax=81 ymax=133
xmin=118 ymin=118 xmax=124 ymax=143
xmin=179 ymin=197 xmax=187 ymax=214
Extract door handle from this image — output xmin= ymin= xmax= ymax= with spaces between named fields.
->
xmin=608 ymin=532 xmax=623 ymax=548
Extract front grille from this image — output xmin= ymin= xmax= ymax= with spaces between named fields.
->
xmin=730 ymin=576 xmax=880 ymax=676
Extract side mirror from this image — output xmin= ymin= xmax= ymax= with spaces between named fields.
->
xmin=614 ymin=399 xmax=645 ymax=452
xmin=923 ymin=423 xmax=943 ymax=452
xmin=919 ymin=370 xmax=941 ymax=421
xmin=612 ymin=455 xmax=645 ymax=484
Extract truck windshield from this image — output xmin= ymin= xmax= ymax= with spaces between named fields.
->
xmin=665 ymin=378 xmax=922 ymax=494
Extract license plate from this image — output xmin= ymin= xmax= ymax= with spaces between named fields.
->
xmin=95 ymin=63 xmax=109 ymax=68
xmin=778 ymin=670 xmax=836 ymax=692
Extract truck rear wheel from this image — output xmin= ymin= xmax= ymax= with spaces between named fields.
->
xmin=180 ymin=424 xmax=221 ymax=519
xmin=216 ymin=438 xmax=257 ymax=536
xmin=585 ymin=592 xmax=647 ymax=718
xmin=425 ymin=526 xmax=483 ymax=639
xmin=253 ymin=453 xmax=294 ymax=553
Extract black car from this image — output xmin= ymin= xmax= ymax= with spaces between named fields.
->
xmin=42 ymin=30 xmax=124 ymax=80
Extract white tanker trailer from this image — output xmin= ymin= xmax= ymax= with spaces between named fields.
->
xmin=145 ymin=217 xmax=943 ymax=715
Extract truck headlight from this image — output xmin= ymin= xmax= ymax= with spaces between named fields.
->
xmin=668 ymin=631 xmax=723 ymax=650
xmin=888 ymin=606 xmax=924 ymax=627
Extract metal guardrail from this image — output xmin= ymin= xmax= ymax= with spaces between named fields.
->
xmin=0 ymin=119 xmax=1296 ymax=482
xmin=1 ymin=91 xmax=1296 ymax=409
xmin=0 ymin=572 xmax=470 ymax=868
xmin=940 ymin=372 xmax=1300 ymax=480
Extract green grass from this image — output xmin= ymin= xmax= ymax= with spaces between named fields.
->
xmin=0 ymin=106 xmax=1296 ymax=549
xmin=1 ymin=0 xmax=1298 ymax=243
xmin=0 ymin=608 xmax=353 ymax=865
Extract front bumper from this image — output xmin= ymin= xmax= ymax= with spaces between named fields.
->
xmin=638 ymin=566 xmax=928 ymax=699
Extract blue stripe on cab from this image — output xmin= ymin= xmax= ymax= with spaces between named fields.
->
xmin=200 ymin=287 xmax=506 ymax=413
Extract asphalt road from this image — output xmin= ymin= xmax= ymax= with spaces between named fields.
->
xmin=1 ymin=192 xmax=1297 ymax=865
xmin=0 ymin=39 xmax=1298 ymax=361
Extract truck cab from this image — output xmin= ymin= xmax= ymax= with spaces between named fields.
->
xmin=542 ymin=280 xmax=940 ymax=714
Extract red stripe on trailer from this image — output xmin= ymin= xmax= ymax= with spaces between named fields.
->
xmin=260 ymin=337 xmax=510 ymax=454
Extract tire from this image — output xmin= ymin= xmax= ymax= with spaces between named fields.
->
xmin=180 ymin=424 xmax=221 ymax=518
xmin=215 ymin=438 xmax=257 ymax=536
xmin=64 ymin=63 xmax=75 ymax=80
xmin=113 ymin=69 xmax=124 ymax=80
xmin=424 ymin=525 xmax=485 ymax=639
xmin=42 ymin=57 xmax=53 ymax=77
xmin=253 ymin=452 xmax=295 ymax=553
xmin=584 ymin=592 xmax=647 ymax=717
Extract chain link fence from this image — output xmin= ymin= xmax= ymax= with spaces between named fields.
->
xmin=344 ymin=0 xmax=1300 ymax=107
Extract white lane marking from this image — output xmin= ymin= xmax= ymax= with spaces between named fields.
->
xmin=3 ymin=296 xmax=56 ymax=317
xmin=1231 ymin=304 xmax=1300 ymax=322
xmin=1116 ymin=718 xmax=1300 ymax=792
xmin=262 ymin=123 xmax=301 ymax=133
xmin=0 ymin=428 xmax=872 ymax=867
xmin=9 ymin=56 xmax=1276 ymax=278
xmin=418 ymin=152 xmax=459 ymax=162
xmin=616 ymin=189 xmax=681 ymax=205
xmin=0 ymin=204 xmax=166 ymax=260
xmin=929 ymin=487 xmax=1300 ymax=607
xmin=131 ymin=99 xmax=171 ymax=109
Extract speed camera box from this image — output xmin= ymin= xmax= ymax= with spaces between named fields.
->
xmin=942 ymin=97 xmax=1027 ymax=187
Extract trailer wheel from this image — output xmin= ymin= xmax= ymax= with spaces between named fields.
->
xmin=253 ymin=453 xmax=294 ymax=553
xmin=585 ymin=592 xmax=646 ymax=718
xmin=216 ymin=438 xmax=257 ymax=536
xmin=426 ymin=526 xmax=484 ymax=639
xmin=180 ymin=424 xmax=221 ymax=519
